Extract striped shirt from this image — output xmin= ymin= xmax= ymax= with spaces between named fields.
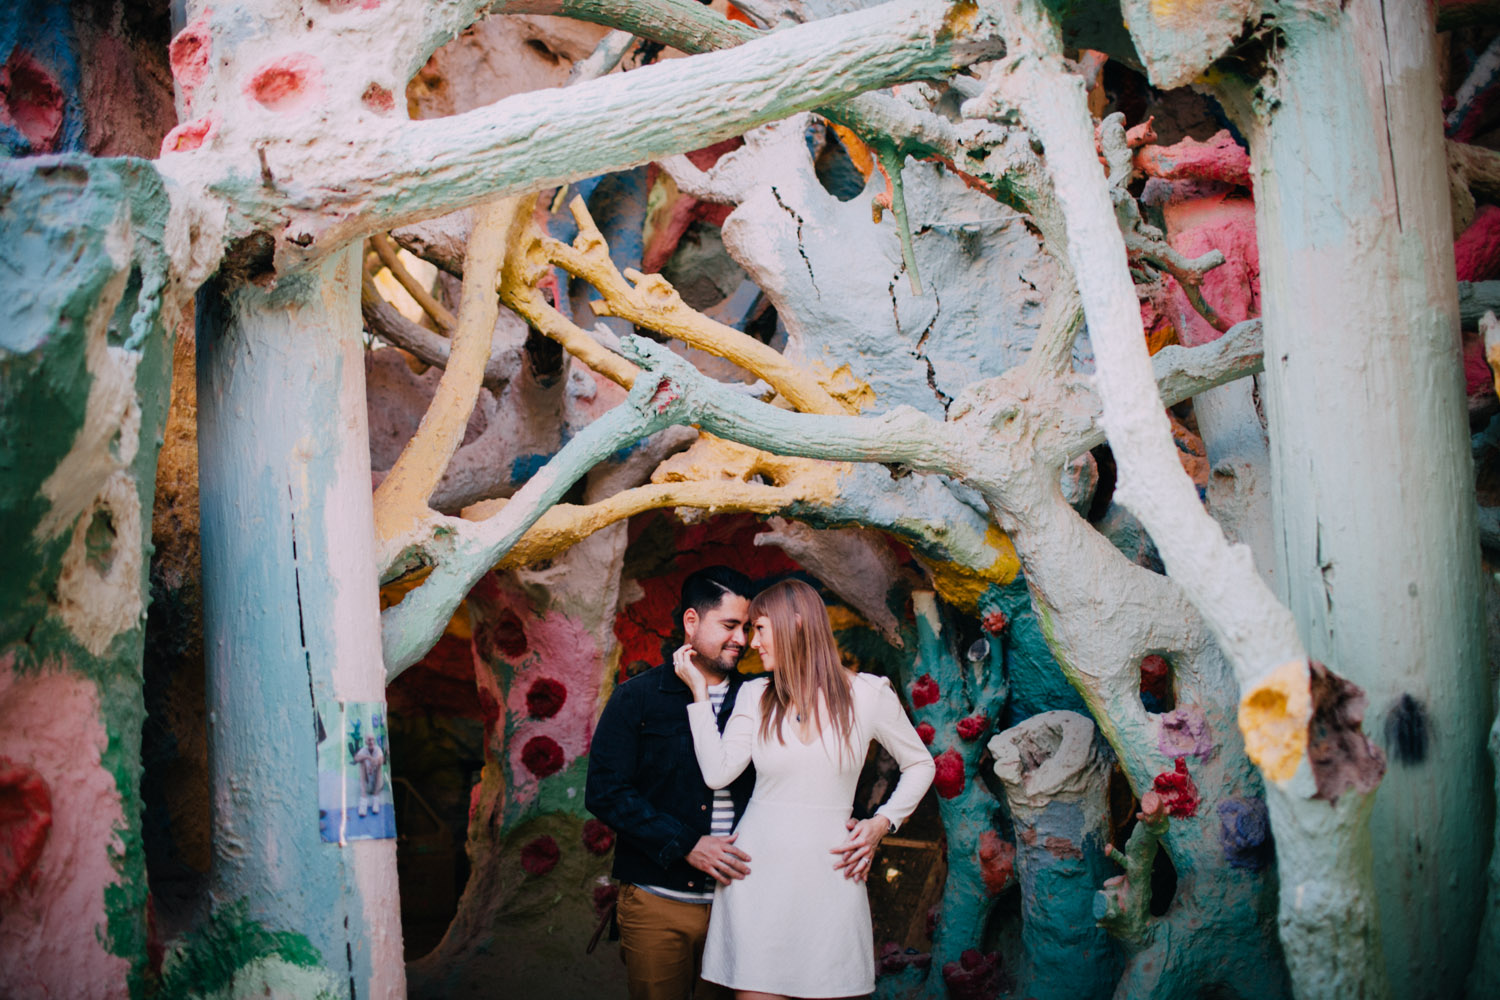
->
xmin=638 ymin=681 xmax=735 ymax=904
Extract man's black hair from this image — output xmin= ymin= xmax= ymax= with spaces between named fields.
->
xmin=677 ymin=565 xmax=754 ymax=626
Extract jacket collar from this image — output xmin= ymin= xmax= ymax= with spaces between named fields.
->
xmin=655 ymin=661 xmax=747 ymax=694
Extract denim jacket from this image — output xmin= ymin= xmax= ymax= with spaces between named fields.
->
xmin=585 ymin=663 xmax=756 ymax=893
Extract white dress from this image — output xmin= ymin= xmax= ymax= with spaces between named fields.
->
xmin=687 ymin=673 xmax=936 ymax=998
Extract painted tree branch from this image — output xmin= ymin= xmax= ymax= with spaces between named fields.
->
xmin=360 ymin=272 xmax=512 ymax=393
xmin=381 ymin=356 xmax=687 ymax=675
xmin=162 ymin=0 xmax=1006 ymax=277
xmin=373 ymin=198 xmax=521 ymax=569
xmin=370 ymin=232 xmax=456 ymax=330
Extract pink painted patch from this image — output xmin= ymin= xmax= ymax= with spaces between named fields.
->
xmin=244 ymin=54 xmax=321 ymax=112
xmin=0 ymin=50 xmax=65 ymax=152
xmin=361 ymin=82 xmax=395 ymax=114
xmin=0 ymin=757 xmax=51 ymax=894
xmin=1157 ymin=705 xmax=1213 ymax=761
xmin=1158 ymin=191 xmax=1260 ymax=348
xmin=168 ymin=15 xmax=212 ymax=104
xmin=916 ymin=722 xmax=935 ymax=745
xmin=0 ymin=664 xmax=130 ymax=993
xmin=160 ymin=115 xmax=217 ymax=155
xmin=1136 ymin=130 xmax=1251 ymax=188
xmin=980 ymin=610 xmax=1008 ymax=635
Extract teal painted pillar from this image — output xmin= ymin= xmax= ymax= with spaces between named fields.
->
xmin=194 ymin=245 xmax=404 ymax=998
xmin=992 ymin=710 xmax=1120 ymax=1000
xmin=1214 ymin=2 xmax=1490 ymax=993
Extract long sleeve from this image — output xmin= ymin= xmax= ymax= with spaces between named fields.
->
xmin=870 ymin=678 xmax=936 ymax=832
xmin=687 ymin=681 xmax=761 ymax=790
xmin=585 ymin=684 xmax=698 ymax=866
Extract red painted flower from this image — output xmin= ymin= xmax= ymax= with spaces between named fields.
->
xmin=1152 ymin=757 xmax=1200 ymax=818
xmin=526 ymin=677 xmax=567 ymax=719
xmin=956 ymin=714 xmax=988 ymax=742
xmin=521 ymin=735 xmax=565 ymax=778
xmin=0 ymin=758 xmax=51 ymax=895
xmin=933 ymin=747 xmax=965 ymax=799
xmin=910 ymin=674 xmax=940 ymax=708
xmin=916 ymin=722 xmax=936 ymax=745
xmin=981 ymin=610 xmax=1009 ymax=635
xmin=520 ymin=835 xmax=560 ymax=875
xmin=592 ymin=881 xmax=619 ymax=915
xmin=582 ymin=819 xmax=615 ymax=855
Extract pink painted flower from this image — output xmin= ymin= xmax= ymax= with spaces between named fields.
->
xmin=916 ymin=722 xmax=936 ymax=745
xmin=956 ymin=714 xmax=988 ymax=742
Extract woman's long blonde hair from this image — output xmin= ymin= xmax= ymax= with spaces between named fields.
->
xmin=751 ymin=579 xmax=855 ymax=757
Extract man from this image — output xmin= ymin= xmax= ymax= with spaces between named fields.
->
xmin=586 ymin=566 xmax=757 ymax=1000
xmin=353 ymin=733 xmax=384 ymax=817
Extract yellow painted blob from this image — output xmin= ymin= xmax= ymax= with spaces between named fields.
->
xmin=922 ymin=527 xmax=1021 ymax=612
xmin=1237 ymin=659 xmax=1311 ymax=783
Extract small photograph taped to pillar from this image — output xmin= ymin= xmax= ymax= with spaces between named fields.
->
xmin=318 ymin=702 xmax=396 ymax=843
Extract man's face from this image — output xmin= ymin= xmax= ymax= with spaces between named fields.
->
xmin=365 ymin=735 xmax=375 ymax=749
xmin=684 ymin=594 xmax=750 ymax=676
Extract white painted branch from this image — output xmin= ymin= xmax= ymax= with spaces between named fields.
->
xmin=991 ymin=18 xmax=1302 ymax=694
xmin=172 ymin=0 xmax=1004 ymax=273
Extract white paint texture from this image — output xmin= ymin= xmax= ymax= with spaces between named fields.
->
xmin=0 ymin=665 xmax=130 ymax=999
xmin=990 ymin=710 xmax=1111 ymax=824
xmin=708 ymin=116 xmax=1068 ymax=416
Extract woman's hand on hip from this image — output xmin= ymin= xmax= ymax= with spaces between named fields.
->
xmin=831 ymin=815 xmax=891 ymax=883
xmin=673 ymin=645 xmax=709 ymax=702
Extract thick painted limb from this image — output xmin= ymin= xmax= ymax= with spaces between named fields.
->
xmin=373 ymin=198 xmax=521 ymax=566
xmin=981 ymin=3 xmax=1390 ymax=996
xmin=163 ymin=0 xmax=1006 ymax=274
xmin=1209 ymin=3 xmax=1488 ymax=995
xmin=359 ymin=273 xmax=513 ymax=393
xmin=196 ymin=246 xmax=403 ymax=999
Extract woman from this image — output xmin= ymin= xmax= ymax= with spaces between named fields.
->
xmin=673 ymin=579 xmax=935 ymax=1000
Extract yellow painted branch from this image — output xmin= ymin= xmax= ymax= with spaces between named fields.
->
xmin=549 ymin=196 xmax=851 ymax=415
xmin=497 ymin=211 xmax=640 ymax=388
xmin=371 ymin=232 xmax=457 ymax=331
xmin=373 ymin=198 xmax=522 ymax=546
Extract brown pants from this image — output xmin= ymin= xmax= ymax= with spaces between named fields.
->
xmin=616 ymin=884 xmax=732 ymax=1000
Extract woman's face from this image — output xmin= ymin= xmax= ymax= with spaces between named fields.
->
xmin=749 ymin=616 xmax=776 ymax=671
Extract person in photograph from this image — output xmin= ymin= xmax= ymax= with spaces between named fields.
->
xmin=586 ymin=566 xmax=759 ymax=1000
xmin=676 ymin=578 xmax=935 ymax=1000
xmin=354 ymin=732 xmax=385 ymax=817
